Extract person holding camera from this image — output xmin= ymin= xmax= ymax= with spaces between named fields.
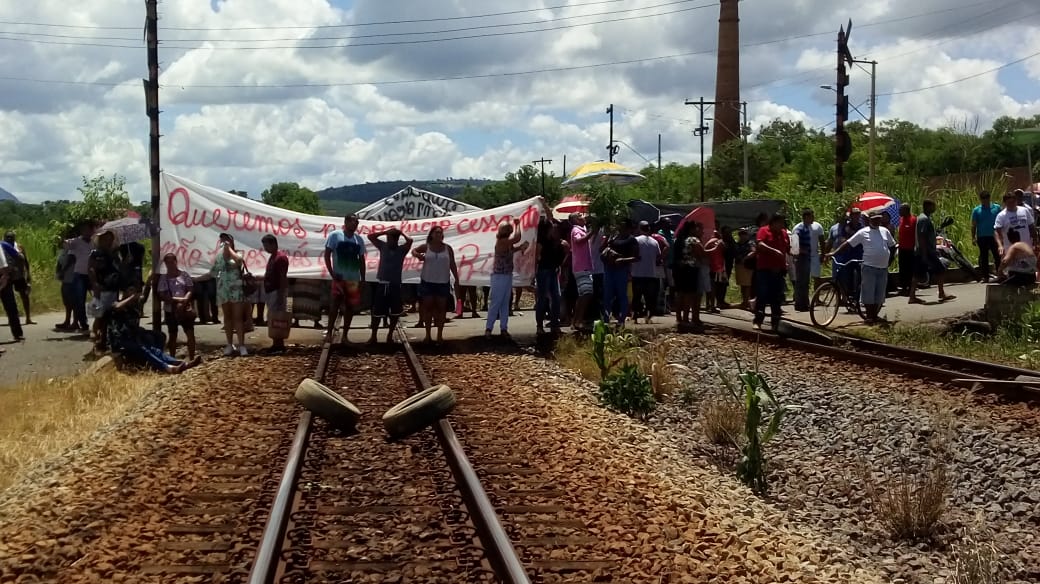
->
xmin=211 ymin=232 xmax=249 ymax=356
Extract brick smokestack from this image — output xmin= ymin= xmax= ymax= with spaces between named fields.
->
xmin=712 ymin=0 xmax=741 ymax=150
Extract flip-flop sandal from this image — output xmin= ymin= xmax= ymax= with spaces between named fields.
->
xmin=940 ymin=295 xmax=957 ymax=302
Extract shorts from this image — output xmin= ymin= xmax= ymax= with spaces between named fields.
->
xmin=418 ymin=280 xmax=451 ymax=299
xmin=916 ymin=253 xmax=946 ymax=276
xmin=12 ymin=279 xmax=28 ymax=293
xmin=372 ymin=282 xmax=403 ymax=317
xmin=332 ymin=280 xmax=362 ymax=307
xmin=164 ymin=311 xmax=195 ymax=336
xmin=735 ymin=265 xmax=753 ymax=287
xmin=573 ymin=271 xmax=594 ymax=296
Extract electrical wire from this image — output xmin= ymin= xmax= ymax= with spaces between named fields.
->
xmin=0 ymin=0 xmax=628 ymax=31
xmin=877 ymin=48 xmax=1040 ymax=96
xmin=0 ymin=2 xmax=717 ymax=50
xmin=0 ymin=0 xmax=703 ymax=43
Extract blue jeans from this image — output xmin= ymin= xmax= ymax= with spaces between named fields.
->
xmin=485 ymin=273 xmax=512 ymax=333
xmin=860 ymin=265 xmax=888 ymax=306
xmin=124 ymin=341 xmax=180 ymax=372
xmin=535 ymin=268 xmax=561 ymax=329
xmin=602 ymin=267 xmax=630 ymax=325
xmin=72 ymin=274 xmax=90 ymax=328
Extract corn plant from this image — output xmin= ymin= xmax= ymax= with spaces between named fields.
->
xmin=590 ymin=320 xmax=638 ymax=378
xmin=598 ymin=363 xmax=656 ymax=420
xmin=715 ymin=350 xmax=794 ymax=494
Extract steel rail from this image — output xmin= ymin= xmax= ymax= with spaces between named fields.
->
xmin=399 ymin=329 xmax=532 ymax=584
xmin=246 ymin=337 xmax=330 ymax=584
xmin=248 ymin=328 xmax=531 ymax=584
xmin=708 ymin=317 xmax=1040 ymax=400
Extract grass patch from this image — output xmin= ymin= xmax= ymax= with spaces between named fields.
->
xmin=0 ymin=369 xmax=156 ymax=493
xmin=852 ymin=322 xmax=1040 ymax=371
xmin=698 ymin=394 xmax=744 ymax=446
xmin=554 ymin=335 xmax=602 ymax=383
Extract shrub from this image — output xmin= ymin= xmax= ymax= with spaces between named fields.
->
xmin=598 ymin=363 xmax=655 ymax=420
xmin=859 ymin=457 xmax=950 ymax=541
xmin=590 ymin=319 xmax=638 ymax=378
xmin=699 ymin=394 xmax=745 ymax=446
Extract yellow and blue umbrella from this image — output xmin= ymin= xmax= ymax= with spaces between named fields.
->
xmin=561 ymin=161 xmax=645 ymax=188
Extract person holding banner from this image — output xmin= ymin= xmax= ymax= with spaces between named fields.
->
xmin=324 ymin=214 xmax=367 ymax=343
xmin=367 ymin=227 xmax=412 ymax=344
xmin=212 ymin=233 xmax=249 ymax=356
xmin=486 ymin=219 xmax=528 ymax=339
xmin=412 ymin=225 xmax=460 ymax=344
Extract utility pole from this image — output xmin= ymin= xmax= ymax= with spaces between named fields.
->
xmin=605 ymin=104 xmax=619 ymax=162
xmin=685 ymin=97 xmax=714 ymax=202
xmin=853 ymin=59 xmax=878 ymax=190
xmin=741 ymin=101 xmax=749 ymax=190
xmin=562 ymin=155 xmax=567 ymax=177
xmin=144 ymin=0 xmax=162 ymax=332
xmin=834 ymin=20 xmax=854 ymax=193
xmin=658 ymin=133 xmax=663 ymax=201
xmin=532 ymin=157 xmax=552 ymax=198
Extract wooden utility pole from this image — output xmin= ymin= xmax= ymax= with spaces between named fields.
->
xmin=685 ymin=97 xmax=714 ymax=202
xmin=144 ymin=0 xmax=162 ymax=331
xmin=532 ymin=158 xmax=552 ymax=198
xmin=605 ymin=105 xmax=620 ymax=162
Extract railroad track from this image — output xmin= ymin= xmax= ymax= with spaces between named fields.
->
xmin=706 ymin=314 xmax=1040 ymax=400
xmin=247 ymin=330 xmax=530 ymax=584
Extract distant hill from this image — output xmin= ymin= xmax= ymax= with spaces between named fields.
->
xmin=0 ymin=186 xmax=20 ymax=203
xmin=316 ymin=179 xmax=494 ymax=205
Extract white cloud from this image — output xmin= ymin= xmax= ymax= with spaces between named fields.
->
xmin=0 ymin=0 xmax=1038 ymax=202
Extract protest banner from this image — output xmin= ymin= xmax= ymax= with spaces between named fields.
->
xmin=159 ymin=173 xmax=543 ymax=286
xmin=356 ymin=185 xmax=482 ymax=221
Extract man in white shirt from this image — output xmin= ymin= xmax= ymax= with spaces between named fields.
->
xmin=995 ymin=190 xmax=1038 ymax=256
xmin=0 ymin=243 xmax=24 ymax=342
xmin=825 ymin=209 xmax=895 ymax=324
xmin=64 ymin=222 xmax=96 ymax=331
xmin=790 ymin=208 xmax=825 ymax=312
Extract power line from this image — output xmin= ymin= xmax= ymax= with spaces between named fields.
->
xmin=877 ymin=48 xmax=1040 ymax=97
xmin=0 ymin=0 xmax=703 ymax=43
xmin=2 ymin=2 xmax=1034 ymax=90
xmin=0 ymin=0 xmax=627 ymax=31
xmin=0 ymin=2 xmax=717 ymax=50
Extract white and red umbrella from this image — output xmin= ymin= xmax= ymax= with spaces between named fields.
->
xmin=851 ymin=191 xmax=900 ymax=226
xmin=552 ymin=195 xmax=589 ymax=219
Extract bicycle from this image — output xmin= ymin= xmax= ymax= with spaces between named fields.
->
xmin=810 ymin=259 xmax=864 ymax=327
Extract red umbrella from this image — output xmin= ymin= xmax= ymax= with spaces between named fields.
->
xmin=851 ymin=191 xmax=900 ymax=225
xmin=676 ymin=206 xmax=717 ymax=235
xmin=552 ymin=195 xmax=588 ymax=219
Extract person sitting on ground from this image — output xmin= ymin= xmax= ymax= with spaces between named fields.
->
xmin=997 ymin=228 xmax=1037 ymax=287
xmin=107 ymin=280 xmax=202 ymax=374
xmin=367 ymin=227 xmax=412 ymax=344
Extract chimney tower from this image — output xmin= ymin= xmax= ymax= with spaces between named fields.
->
xmin=712 ymin=0 xmax=741 ymax=150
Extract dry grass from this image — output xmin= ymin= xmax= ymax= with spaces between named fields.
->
xmin=0 ymin=369 xmax=156 ymax=492
xmin=861 ymin=458 xmax=950 ymax=540
xmin=699 ymin=394 xmax=745 ymax=446
xmin=633 ymin=336 xmax=692 ymax=400
xmin=951 ymin=519 xmax=1012 ymax=584
xmin=554 ymin=336 xmax=602 ymax=382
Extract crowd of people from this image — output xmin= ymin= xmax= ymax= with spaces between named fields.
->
xmin=3 ymin=189 xmax=1039 ymax=363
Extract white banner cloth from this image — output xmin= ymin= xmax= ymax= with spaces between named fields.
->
xmin=356 ymin=185 xmax=482 ymax=221
xmin=159 ymin=172 xmax=542 ymax=286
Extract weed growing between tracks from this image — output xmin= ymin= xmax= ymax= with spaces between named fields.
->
xmin=0 ymin=369 xmax=154 ymax=492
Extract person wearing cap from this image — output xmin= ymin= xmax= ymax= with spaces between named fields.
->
xmin=826 ymin=208 xmax=865 ymax=299
xmin=826 ymin=209 xmax=895 ymax=324
xmin=157 ymin=252 xmax=197 ymax=360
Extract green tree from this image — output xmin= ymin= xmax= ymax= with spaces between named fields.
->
xmin=260 ymin=182 xmax=322 ymax=214
xmin=51 ymin=173 xmax=133 ymax=237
